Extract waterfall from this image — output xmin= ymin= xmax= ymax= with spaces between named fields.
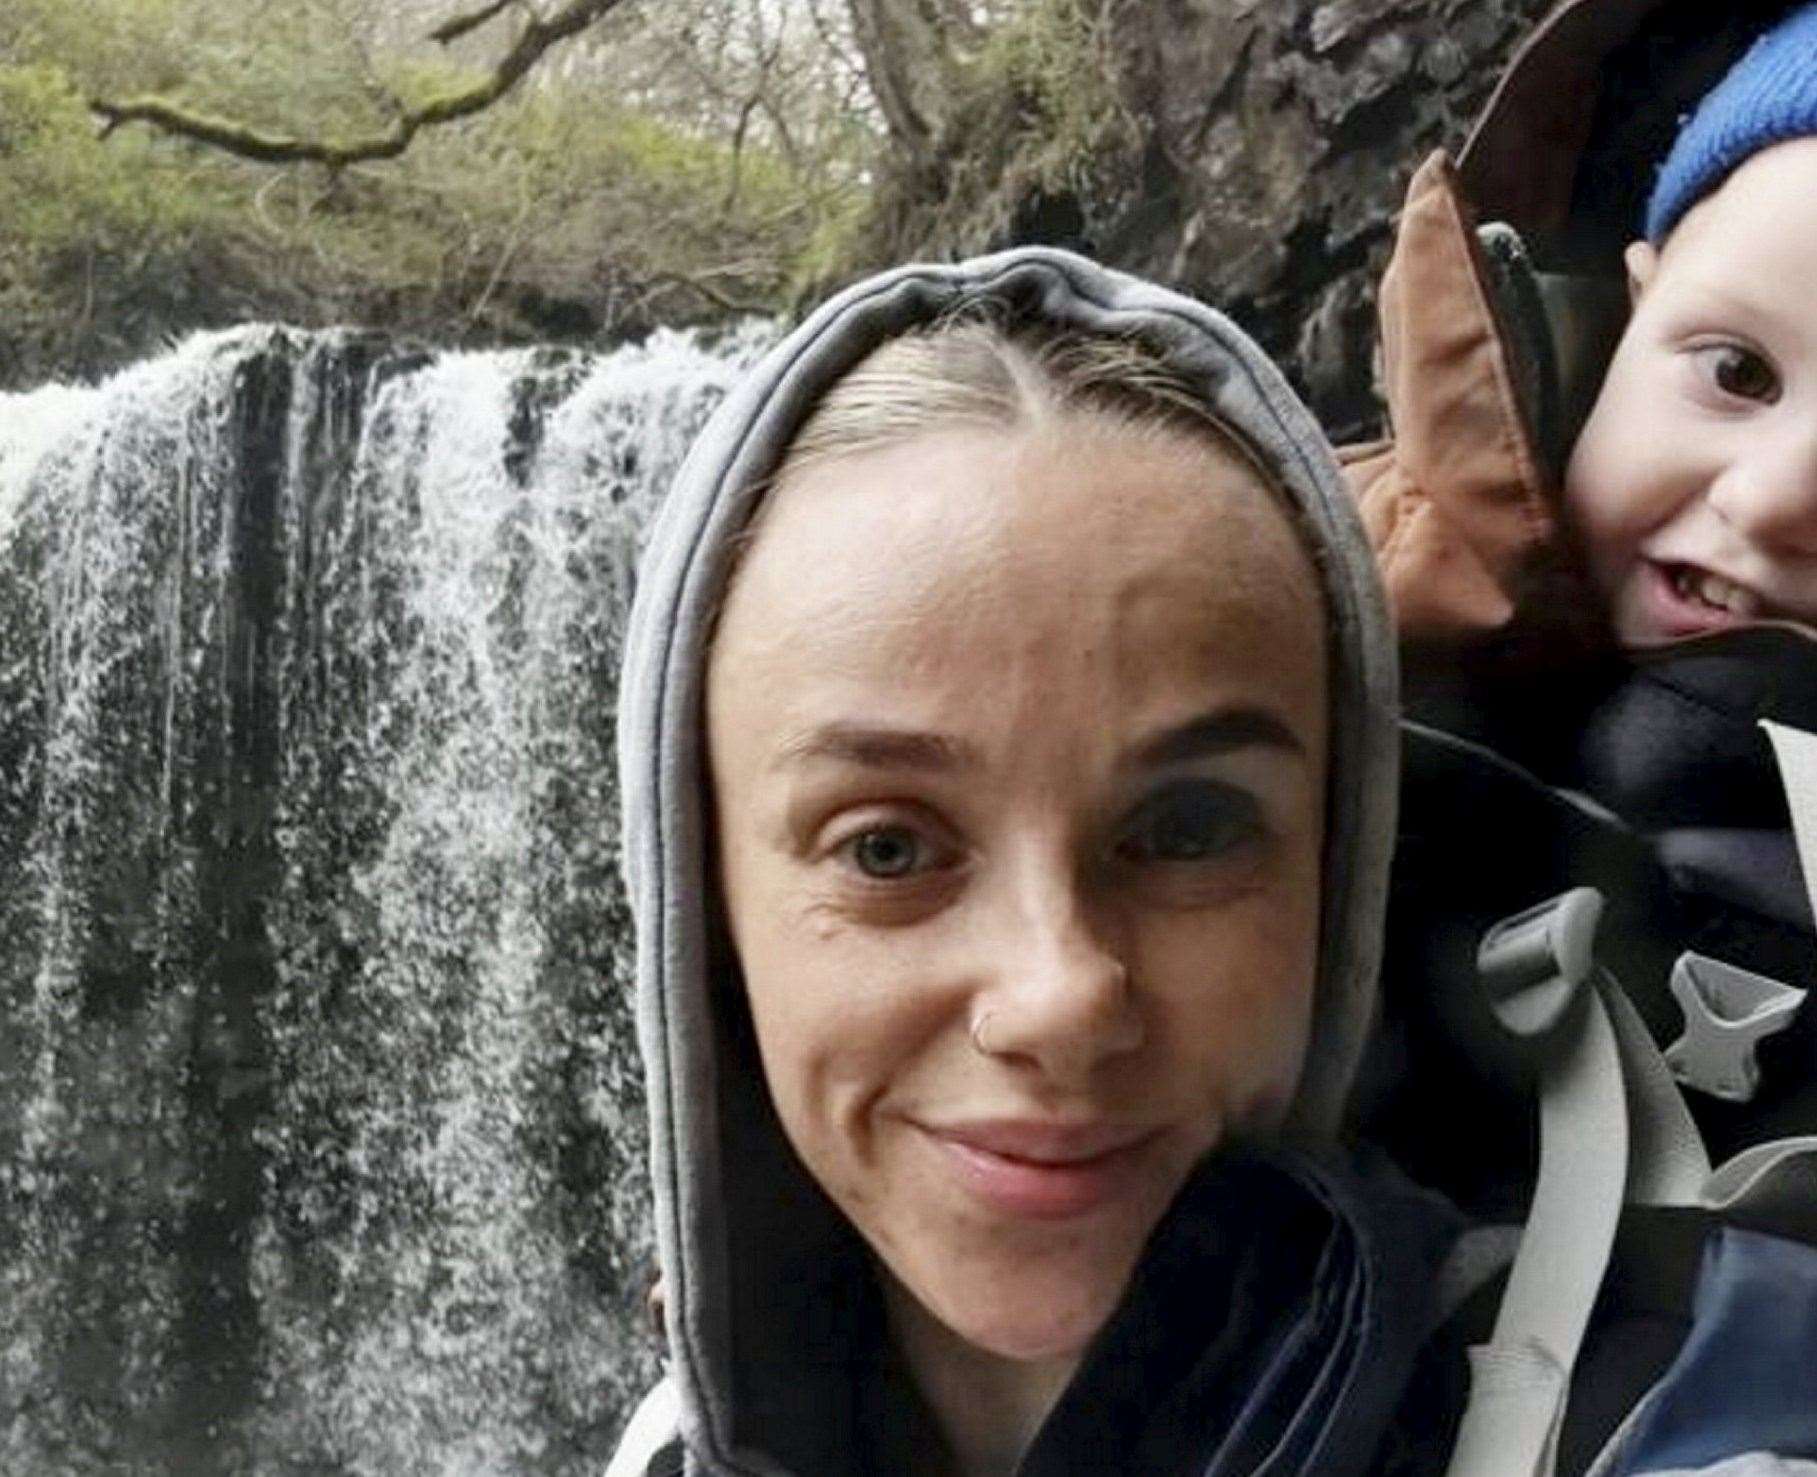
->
xmin=0 ymin=322 xmax=767 ymax=1474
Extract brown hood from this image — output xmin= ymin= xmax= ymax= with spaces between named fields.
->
xmin=1347 ymin=0 xmax=1802 ymax=661
xmin=1458 ymin=0 xmax=1797 ymax=268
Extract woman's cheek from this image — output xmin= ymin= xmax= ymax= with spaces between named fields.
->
xmin=1144 ymin=893 xmax=1315 ymax=1098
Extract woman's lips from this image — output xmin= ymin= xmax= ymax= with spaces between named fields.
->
xmin=920 ymin=1119 xmax=1161 ymax=1221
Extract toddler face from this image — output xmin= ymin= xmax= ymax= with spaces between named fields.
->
xmin=1563 ymin=137 xmax=1817 ymax=645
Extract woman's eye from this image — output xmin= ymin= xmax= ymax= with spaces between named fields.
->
xmin=1698 ymin=343 xmax=1780 ymax=403
xmin=1118 ymin=782 xmax=1261 ymax=864
xmin=842 ymin=825 xmax=933 ymax=879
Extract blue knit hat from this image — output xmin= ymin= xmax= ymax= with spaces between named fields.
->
xmin=1646 ymin=0 xmax=1817 ymax=242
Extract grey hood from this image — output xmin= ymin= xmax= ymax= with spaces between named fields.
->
xmin=615 ymin=248 xmax=1400 ymax=1474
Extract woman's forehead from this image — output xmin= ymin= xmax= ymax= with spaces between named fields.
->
xmin=735 ymin=419 xmax=1315 ymax=609
xmin=707 ymin=420 xmax=1327 ymax=746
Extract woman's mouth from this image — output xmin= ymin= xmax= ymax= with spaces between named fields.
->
xmin=920 ymin=1119 xmax=1162 ymax=1221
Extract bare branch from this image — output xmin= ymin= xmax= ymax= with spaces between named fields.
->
xmin=91 ymin=0 xmax=628 ymax=168
xmin=429 ymin=0 xmax=520 ymax=46
xmin=845 ymin=0 xmax=969 ymax=161
xmin=641 ymin=268 xmax=768 ymax=316
xmin=467 ymin=191 xmax=535 ymax=325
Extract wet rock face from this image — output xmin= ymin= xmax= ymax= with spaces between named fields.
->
xmin=1100 ymin=0 xmax=1553 ymax=438
xmin=0 ymin=324 xmax=762 ymax=1474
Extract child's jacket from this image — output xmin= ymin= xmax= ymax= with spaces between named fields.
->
xmin=1345 ymin=0 xmax=1801 ymax=661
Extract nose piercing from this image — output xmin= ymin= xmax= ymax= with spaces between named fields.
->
xmin=970 ymin=1011 xmax=995 ymax=1055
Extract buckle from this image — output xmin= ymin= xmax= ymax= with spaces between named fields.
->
xmin=1663 ymin=952 xmax=1806 ymax=1104
xmin=1477 ymin=887 xmax=1604 ymax=1041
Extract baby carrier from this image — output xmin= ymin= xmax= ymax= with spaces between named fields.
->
xmin=1368 ymin=230 xmax=1817 ymax=1467
xmin=1366 ymin=710 xmax=1817 ymax=1477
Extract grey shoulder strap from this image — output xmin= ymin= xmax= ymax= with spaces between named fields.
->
xmin=1450 ymin=721 xmax=1817 ymax=1476
xmin=1443 ymin=889 xmax=1708 ymax=1477
xmin=1763 ymin=721 xmax=1817 ymax=924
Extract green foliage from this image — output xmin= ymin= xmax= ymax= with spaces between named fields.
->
xmin=0 ymin=58 xmax=235 ymax=385
xmin=791 ymin=188 xmax=874 ymax=303
xmin=966 ymin=0 xmax=1128 ymax=189
xmin=1 ymin=0 xmax=188 ymax=96
xmin=380 ymin=56 xmax=492 ymax=116
xmin=0 ymin=0 xmax=878 ymax=388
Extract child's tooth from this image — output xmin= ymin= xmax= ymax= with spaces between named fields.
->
xmin=1687 ymin=570 xmax=1724 ymax=610
xmin=1695 ymin=571 xmax=1760 ymax=616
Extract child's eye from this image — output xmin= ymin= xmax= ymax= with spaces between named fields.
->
xmin=1697 ymin=343 xmax=1780 ymax=404
xmin=1116 ymin=780 xmax=1262 ymax=864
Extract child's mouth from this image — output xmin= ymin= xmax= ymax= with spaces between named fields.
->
xmin=1635 ymin=559 xmax=1779 ymax=640
xmin=1663 ymin=562 xmax=1764 ymax=619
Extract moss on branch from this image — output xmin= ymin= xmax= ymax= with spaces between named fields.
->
xmin=89 ymin=0 xmax=626 ymax=166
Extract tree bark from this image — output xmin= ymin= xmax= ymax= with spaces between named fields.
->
xmin=429 ymin=0 xmax=519 ymax=45
xmin=845 ymin=0 xmax=977 ymax=169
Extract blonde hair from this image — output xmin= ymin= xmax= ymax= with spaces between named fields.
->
xmin=711 ymin=314 xmax=1297 ymax=608
xmin=777 ymin=314 xmax=1258 ymax=486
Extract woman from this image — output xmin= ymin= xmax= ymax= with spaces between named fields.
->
xmin=608 ymin=249 xmax=1459 ymax=1476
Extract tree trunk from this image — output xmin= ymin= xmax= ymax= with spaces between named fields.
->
xmin=845 ymin=0 xmax=977 ymax=168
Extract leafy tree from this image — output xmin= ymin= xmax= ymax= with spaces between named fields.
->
xmin=0 ymin=0 xmax=877 ymax=387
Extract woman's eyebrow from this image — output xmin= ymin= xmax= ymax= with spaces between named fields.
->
xmin=773 ymin=723 xmax=981 ymax=774
xmin=1128 ymin=709 xmax=1305 ymax=769
xmin=771 ymin=711 xmax=1300 ymax=774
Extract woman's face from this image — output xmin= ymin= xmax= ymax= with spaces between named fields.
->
xmin=706 ymin=416 xmax=1328 ymax=1369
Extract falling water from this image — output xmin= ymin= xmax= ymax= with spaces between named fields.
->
xmin=0 ymin=322 xmax=768 ymax=1474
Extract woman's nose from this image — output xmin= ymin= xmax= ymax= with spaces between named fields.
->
xmin=968 ymin=877 xmax=1143 ymax=1084
xmin=1709 ymin=424 xmax=1817 ymax=553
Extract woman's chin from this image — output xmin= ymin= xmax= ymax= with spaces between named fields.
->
xmin=958 ymin=1313 xmax=1103 ymax=1366
xmin=896 ymin=1254 xmax=1134 ymax=1367
xmin=868 ymin=1156 xmax=1185 ymax=1370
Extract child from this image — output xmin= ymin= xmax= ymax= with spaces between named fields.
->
xmin=1347 ymin=16 xmax=1817 ymax=1468
xmin=1566 ymin=64 xmax=1817 ymax=651
xmin=1351 ymin=0 xmax=1817 ymax=1188
xmin=1353 ymin=1 xmax=1817 ymax=664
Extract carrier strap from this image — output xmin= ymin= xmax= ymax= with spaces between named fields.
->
xmin=603 ymin=1379 xmax=683 ymax=1477
xmin=1763 ymin=720 xmax=1817 ymax=926
xmin=1606 ymin=977 xmax=1710 ymax=1208
xmin=1444 ymin=890 xmax=1708 ymax=1477
xmin=1447 ymin=722 xmax=1817 ymax=1477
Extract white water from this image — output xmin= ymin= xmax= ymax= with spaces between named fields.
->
xmin=0 ymin=322 xmax=767 ymax=1474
